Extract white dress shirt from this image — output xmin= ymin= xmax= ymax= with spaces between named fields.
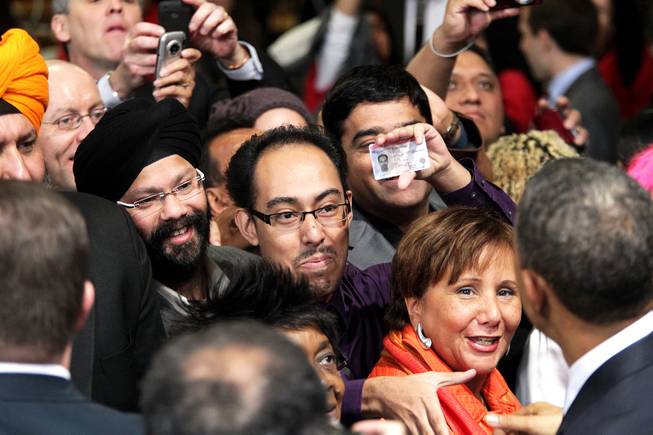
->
xmin=546 ymin=57 xmax=595 ymax=106
xmin=564 ymin=310 xmax=653 ymax=413
xmin=0 ymin=362 xmax=71 ymax=380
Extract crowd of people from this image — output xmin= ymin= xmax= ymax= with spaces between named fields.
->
xmin=1 ymin=0 xmax=652 ymax=434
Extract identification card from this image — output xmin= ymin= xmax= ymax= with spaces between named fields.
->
xmin=369 ymin=140 xmax=430 ymax=181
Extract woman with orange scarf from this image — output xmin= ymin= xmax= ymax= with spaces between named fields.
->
xmin=369 ymin=207 xmax=521 ymax=434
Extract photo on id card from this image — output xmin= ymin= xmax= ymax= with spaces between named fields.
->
xmin=369 ymin=139 xmax=430 ymax=180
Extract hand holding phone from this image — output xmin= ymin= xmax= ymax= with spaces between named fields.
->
xmin=155 ymin=31 xmax=186 ymax=79
xmin=532 ymin=107 xmax=576 ymax=145
xmin=158 ymin=0 xmax=193 ymax=33
xmin=490 ymin=0 xmax=543 ymax=11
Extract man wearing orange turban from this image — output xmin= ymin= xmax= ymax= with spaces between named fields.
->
xmin=0 ymin=28 xmax=49 ymax=181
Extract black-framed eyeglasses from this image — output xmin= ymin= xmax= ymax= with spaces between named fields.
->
xmin=116 ymin=169 xmax=205 ymax=217
xmin=42 ymin=107 xmax=108 ymax=131
xmin=250 ymin=202 xmax=351 ymax=231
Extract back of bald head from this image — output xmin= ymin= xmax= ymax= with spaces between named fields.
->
xmin=141 ymin=321 xmax=329 ymax=435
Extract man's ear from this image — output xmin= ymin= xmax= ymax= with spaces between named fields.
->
xmin=73 ymin=281 xmax=95 ymax=334
xmin=520 ymin=268 xmax=549 ymax=318
xmin=537 ymin=29 xmax=556 ymax=53
xmin=206 ymin=186 xmax=231 ymax=217
xmin=51 ymin=14 xmax=71 ymax=44
xmin=404 ymin=297 xmax=422 ymax=328
xmin=234 ymin=209 xmax=260 ymax=247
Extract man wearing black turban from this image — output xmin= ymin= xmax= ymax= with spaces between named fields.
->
xmin=74 ymin=98 xmax=255 ymax=334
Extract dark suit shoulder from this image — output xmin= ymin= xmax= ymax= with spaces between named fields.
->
xmin=558 ymin=332 xmax=653 ymax=434
xmin=0 ymin=375 xmax=144 ymax=435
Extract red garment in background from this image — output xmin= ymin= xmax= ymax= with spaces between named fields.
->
xmin=303 ymin=63 xmax=328 ymax=113
xmin=499 ymin=69 xmax=538 ymax=133
xmin=598 ymin=47 xmax=653 ymax=120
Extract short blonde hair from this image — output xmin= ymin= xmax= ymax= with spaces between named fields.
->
xmin=488 ymin=130 xmax=579 ymax=202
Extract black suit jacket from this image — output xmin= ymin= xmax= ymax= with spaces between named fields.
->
xmin=0 ymin=374 xmax=144 ymax=435
xmin=565 ymin=67 xmax=621 ymax=164
xmin=557 ymin=330 xmax=653 ymax=434
xmin=63 ymin=192 xmax=165 ymax=412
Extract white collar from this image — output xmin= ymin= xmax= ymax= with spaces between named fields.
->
xmin=0 ymin=362 xmax=71 ymax=380
xmin=547 ymin=57 xmax=595 ymax=106
xmin=563 ymin=310 xmax=653 ymax=413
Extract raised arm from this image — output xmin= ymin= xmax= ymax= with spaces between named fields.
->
xmin=406 ymin=0 xmax=518 ymax=97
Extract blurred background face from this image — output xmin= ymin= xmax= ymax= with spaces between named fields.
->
xmin=409 ymin=246 xmax=521 ymax=377
xmin=57 ymin=0 xmax=142 ymax=69
xmin=280 ymin=327 xmax=344 ymax=423
xmin=592 ymin=0 xmax=613 ymax=54
xmin=0 ymin=114 xmax=45 ymax=182
xmin=446 ymin=51 xmax=505 ymax=146
xmin=39 ymin=62 xmax=104 ymax=190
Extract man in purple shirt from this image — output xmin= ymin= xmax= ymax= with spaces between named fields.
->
xmin=228 ymin=103 xmax=514 ymax=432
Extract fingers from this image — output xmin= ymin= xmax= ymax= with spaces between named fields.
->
xmin=212 ymin=16 xmax=236 ymax=40
xmin=435 ymin=369 xmax=477 ymax=388
xmin=489 ymin=7 xmax=520 ymax=20
xmin=561 ymin=109 xmax=580 ymax=131
xmin=189 ymin=2 xmax=229 ymax=35
xmin=130 ymin=21 xmax=165 ymax=39
xmin=376 ymin=124 xmax=430 ymax=147
xmin=351 ymin=420 xmax=407 ymax=435
xmin=397 ymin=172 xmax=417 ymax=190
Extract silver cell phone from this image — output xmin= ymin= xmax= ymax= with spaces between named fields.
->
xmin=155 ymin=31 xmax=186 ymax=79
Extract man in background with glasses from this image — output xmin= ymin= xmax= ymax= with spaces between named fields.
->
xmin=38 ymin=61 xmax=107 ymax=191
xmin=74 ymin=97 xmax=256 ymax=334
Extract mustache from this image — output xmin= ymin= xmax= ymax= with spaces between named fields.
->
xmin=150 ymin=213 xmax=205 ymax=244
xmin=294 ymin=246 xmax=338 ymax=266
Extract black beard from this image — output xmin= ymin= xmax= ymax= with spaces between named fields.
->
xmin=146 ymin=212 xmax=210 ymax=287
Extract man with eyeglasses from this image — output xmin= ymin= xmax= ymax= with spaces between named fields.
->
xmin=74 ymin=97 xmax=256 ymax=334
xmin=227 ymin=125 xmax=477 ymax=433
xmin=38 ymin=61 xmax=107 ymax=190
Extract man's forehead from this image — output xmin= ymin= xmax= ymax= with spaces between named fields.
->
xmin=252 ymin=143 xmax=344 ymax=206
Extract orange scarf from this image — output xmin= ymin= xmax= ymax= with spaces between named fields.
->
xmin=369 ymin=325 xmax=520 ymax=434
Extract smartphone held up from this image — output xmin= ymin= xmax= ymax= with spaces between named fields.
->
xmin=490 ymin=0 xmax=543 ymax=11
xmin=155 ymin=0 xmax=193 ymax=79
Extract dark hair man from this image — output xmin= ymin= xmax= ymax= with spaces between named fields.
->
xmin=518 ymin=0 xmax=620 ymax=162
xmin=141 ymin=320 xmax=332 ymax=435
xmin=201 ymin=116 xmax=257 ymax=249
xmin=74 ymin=98 xmax=257 ymax=334
xmin=227 ymin=125 xmax=476 ymax=433
xmin=492 ymin=159 xmax=653 ymax=433
xmin=322 ymin=64 xmax=515 ymax=269
xmin=0 ymin=181 xmax=143 ymax=434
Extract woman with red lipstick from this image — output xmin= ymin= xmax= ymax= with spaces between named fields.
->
xmin=369 ymin=206 xmax=521 ymax=434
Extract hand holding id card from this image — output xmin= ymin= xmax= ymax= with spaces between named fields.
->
xmin=369 ymin=139 xmax=430 ymax=181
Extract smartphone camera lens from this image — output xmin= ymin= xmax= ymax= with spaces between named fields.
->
xmin=168 ymin=40 xmax=181 ymax=55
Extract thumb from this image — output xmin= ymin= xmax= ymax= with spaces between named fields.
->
xmin=484 ymin=413 xmax=534 ymax=432
xmin=181 ymin=0 xmax=203 ymax=8
xmin=397 ymin=171 xmax=416 ymax=190
xmin=437 ymin=369 xmax=476 ymax=388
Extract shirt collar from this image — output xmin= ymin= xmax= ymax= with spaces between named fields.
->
xmin=564 ymin=310 xmax=653 ymax=413
xmin=0 ymin=362 xmax=71 ymax=380
xmin=547 ymin=57 xmax=595 ymax=106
